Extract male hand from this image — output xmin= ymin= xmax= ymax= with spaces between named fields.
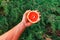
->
xmin=21 ymin=10 xmax=32 ymax=27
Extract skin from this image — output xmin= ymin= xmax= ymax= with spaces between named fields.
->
xmin=0 ymin=10 xmax=40 ymax=40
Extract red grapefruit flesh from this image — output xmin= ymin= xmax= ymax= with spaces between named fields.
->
xmin=27 ymin=11 xmax=40 ymax=23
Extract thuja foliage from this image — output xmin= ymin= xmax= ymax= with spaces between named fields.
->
xmin=0 ymin=0 xmax=60 ymax=40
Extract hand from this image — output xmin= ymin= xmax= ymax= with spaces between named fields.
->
xmin=21 ymin=10 xmax=32 ymax=27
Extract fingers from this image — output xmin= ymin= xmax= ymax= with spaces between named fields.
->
xmin=24 ymin=10 xmax=31 ymax=15
xmin=34 ymin=10 xmax=41 ymax=19
xmin=22 ymin=10 xmax=31 ymax=22
xmin=23 ymin=10 xmax=31 ymax=19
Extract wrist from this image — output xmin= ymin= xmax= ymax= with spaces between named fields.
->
xmin=20 ymin=21 xmax=26 ymax=28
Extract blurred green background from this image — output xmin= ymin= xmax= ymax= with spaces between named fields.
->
xmin=0 ymin=0 xmax=60 ymax=40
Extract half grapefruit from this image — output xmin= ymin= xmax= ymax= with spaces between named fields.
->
xmin=27 ymin=11 xmax=40 ymax=23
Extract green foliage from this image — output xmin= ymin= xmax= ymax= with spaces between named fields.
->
xmin=0 ymin=0 xmax=60 ymax=40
